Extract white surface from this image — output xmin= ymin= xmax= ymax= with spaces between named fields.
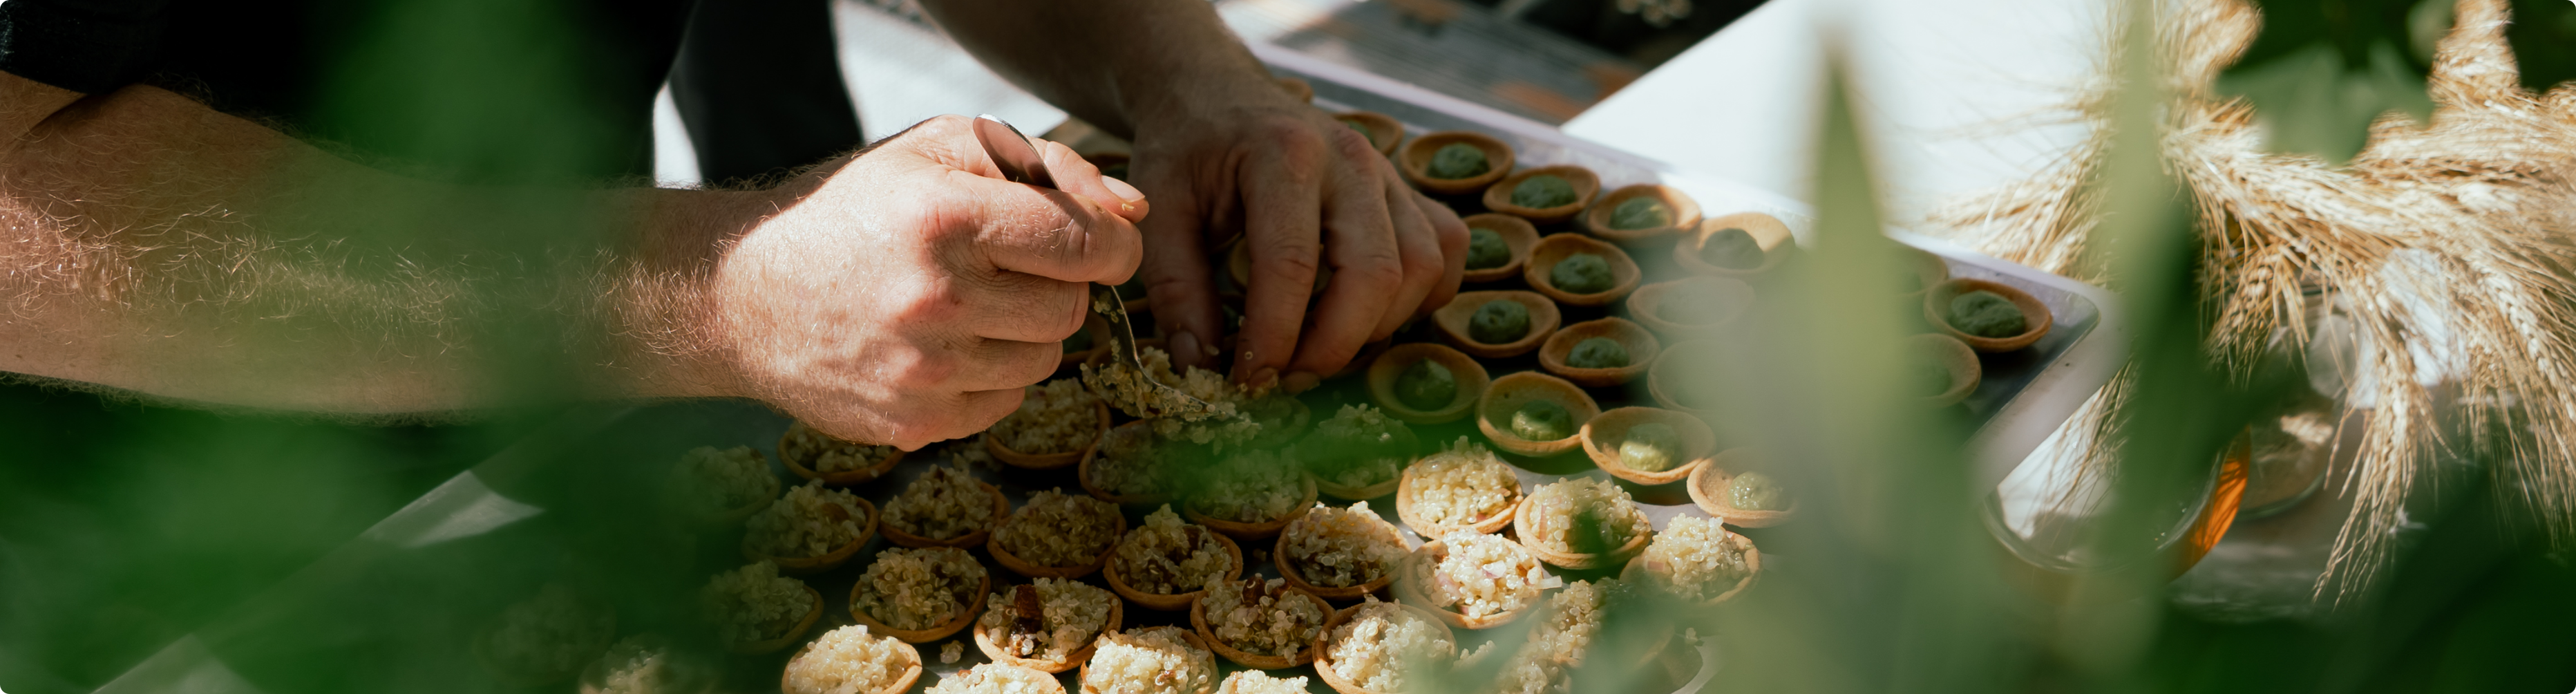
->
xmin=1563 ymin=0 xmax=2112 ymax=222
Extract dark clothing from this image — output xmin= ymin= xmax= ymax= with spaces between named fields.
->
xmin=0 ymin=0 xmax=862 ymax=182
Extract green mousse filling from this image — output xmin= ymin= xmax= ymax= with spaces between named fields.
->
xmin=1394 ymin=359 xmax=1457 ymax=411
xmin=1510 ymin=400 xmax=1574 ymax=442
xmin=1698 ymin=227 xmax=1763 ymax=270
xmin=1608 ymin=197 xmax=1672 ymax=230
xmin=1426 ymin=142 xmax=1490 ymax=179
xmin=1565 ymin=337 xmax=1629 ymax=369
xmin=1468 ymin=300 xmax=1531 ymax=344
xmin=1728 ymin=471 xmax=1790 ymax=511
xmin=1550 ymin=253 xmax=1615 ymax=294
xmin=1509 ymin=175 xmax=1578 ymax=209
xmin=1466 ymin=227 xmax=1512 ymax=270
xmin=1948 ymin=290 xmax=2028 ymax=338
xmin=1618 ymin=422 xmax=1682 ymax=472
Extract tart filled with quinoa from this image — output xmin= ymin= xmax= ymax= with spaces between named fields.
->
xmin=1188 ymin=576 xmax=1329 ymax=669
xmin=1514 ymin=477 xmax=1653 ymax=570
xmin=780 ymin=625 xmax=922 ymax=694
xmin=927 ymin=663 xmax=1068 ymax=694
xmin=1215 ymin=671 xmax=1311 ymax=694
xmin=741 ymin=480 xmax=877 ymax=573
xmin=579 ymin=634 xmax=713 ymax=694
xmin=779 ymin=420 xmax=906 ymax=484
xmin=1394 ymin=531 xmax=1554 ymax=630
xmin=880 ymin=460 xmax=1007 ymax=548
xmin=973 ymin=578 xmax=1124 ymax=673
xmin=846 ymin=547 xmax=990 ymax=642
xmin=1622 ymin=515 xmax=1760 ymax=605
xmin=1484 ymin=579 xmax=1608 ymax=694
xmin=1295 ymin=404 xmax=1420 ymax=500
xmin=989 ymin=378 xmax=1111 ymax=469
xmin=1313 ymin=599 xmax=1458 ymax=694
xmin=1082 ymin=422 xmax=1182 ymax=507
xmin=699 ymin=561 xmax=823 ymax=654
xmin=473 ymin=583 xmax=616 ymax=686
xmin=662 ymin=445 xmax=779 ymax=527
xmin=1275 ymin=501 xmax=1408 ymax=600
xmin=1079 ymin=626 xmax=1218 ymax=694
xmin=1081 ymin=344 xmax=1265 ymax=447
xmin=1105 ymin=505 xmax=1243 ymax=611
xmin=1180 ymin=450 xmax=1316 ymax=541
xmin=1394 ymin=438 xmax=1524 ymax=536
xmin=987 ymin=489 xmax=1124 ymax=579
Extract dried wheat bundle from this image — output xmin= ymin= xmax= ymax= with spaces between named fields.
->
xmin=1925 ymin=0 xmax=2576 ymax=597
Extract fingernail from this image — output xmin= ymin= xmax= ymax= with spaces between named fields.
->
xmin=1103 ymin=176 xmax=1145 ymax=204
xmin=1247 ymin=367 xmax=1281 ymax=390
xmin=1172 ymin=331 xmax=1203 ymax=368
xmin=1282 ymin=371 xmax=1321 ymax=394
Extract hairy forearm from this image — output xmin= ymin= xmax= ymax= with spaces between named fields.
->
xmin=918 ymin=0 xmax=1277 ymax=138
xmin=0 ymin=74 xmax=752 ymax=413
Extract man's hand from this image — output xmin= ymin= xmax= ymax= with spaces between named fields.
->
xmin=918 ymin=0 xmax=1469 ymax=391
xmin=1126 ymin=83 xmax=1468 ymax=389
xmin=712 ymin=115 xmax=1146 ymax=449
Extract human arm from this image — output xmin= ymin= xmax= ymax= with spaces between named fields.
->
xmin=918 ymin=0 xmax=1470 ymax=390
xmin=0 ymin=71 xmax=1143 ymax=447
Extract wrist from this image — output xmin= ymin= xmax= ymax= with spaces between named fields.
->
xmin=598 ymin=187 xmax=768 ymax=401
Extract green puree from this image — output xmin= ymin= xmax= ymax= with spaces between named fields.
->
xmin=1551 ymin=253 xmax=1615 ymax=294
xmin=1510 ymin=400 xmax=1574 ymax=441
xmin=1395 ymin=359 xmax=1457 ymax=411
xmin=1618 ymin=422 xmax=1682 ymax=472
xmin=1698 ymin=227 xmax=1763 ymax=270
xmin=1608 ymin=197 xmax=1671 ymax=230
xmin=1915 ymin=355 xmax=1954 ymax=397
xmin=1727 ymin=471 xmax=1790 ymax=511
xmin=1509 ymin=175 xmax=1578 ymax=209
xmin=1468 ymin=300 xmax=1531 ymax=344
xmin=1565 ymin=337 xmax=1629 ymax=368
xmin=1466 ymin=227 xmax=1511 ymax=270
xmin=1426 ymin=142 xmax=1490 ymax=179
xmin=1948 ymin=290 xmax=2027 ymax=338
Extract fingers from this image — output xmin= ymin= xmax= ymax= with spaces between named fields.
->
xmin=958 ymin=269 xmax=1089 ymax=344
xmin=1038 ymin=139 xmax=1149 ymax=224
xmin=1133 ymin=170 xmax=1227 ymax=371
xmin=1278 ymin=152 xmax=1408 ymax=384
xmin=1232 ymin=133 xmax=1332 ymax=385
xmin=1412 ymin=187 xmax=1470 ymax=318
xmin=954 ymin=173 xmax=1146 ymax=285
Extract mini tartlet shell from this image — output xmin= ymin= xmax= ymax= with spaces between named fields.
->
xmin=1309 ymin=601 xmax=1459 ymax=694
xmin=1276 ymin=77 xmax=1314 ymax=103
xmin=848 ymin=572 xmax=991 ymax=644
xmin=1512 ymin=492 xmax=1651 ymax=570
xmin=744 ymin=498 xmax=878 ymax=574
xmin=1481 ymin=165 xmax=1600 ymax=224
xmin=733 ymin=583 xmax=825 ymax=655
xmin=1579 ymin=407 xmax=1717 ymax=486
xmin=1105 ymin=530 xmax=1246 ymax=611
xmin=882 ymin=480 xmax=1010 ymax=549
xmin=1645 ymin=340 xmax=1724 ymax=420
xmin=1273 ymin=510 xmax=1408 ymax=600
xmin=1081 ymin=422 xmax=1174 ymax=509
xmin=1475 ymin=372 xmax=1602 ymax=458
xmin=1582 ymin=184 xmax=1703 ymax=245
xmin=1897 ymin=245 xmax=1951 ymax=298
xmin=1627 ymin=276 xmax=1756 ymax=338
xmin=1906 ymin=333 xmax=1982 ymax=407
xmin=1366 ymin=344 xmax=1491 ymax=424
xmin=987 ymin=514 xmax=1127 ymax=580
xmin=1537 ymin=317 xmax=1660 ymax=386
xmin=1524 ymin=234 xmax=1641 ymax=307
xmin=972 ymin=594 xmax=1127 ymax=673
xmin=1675 ymin=212 xmax=1797 ymax=279
xmin=990 ymin=399 xmax=1111 ymax=471
xmin=1687 ymin=449 xmax=1799 ymax=528
xmin=780 ymin=629 xmax=923 ymax=694
xmin=1394 ymin=462 xmax=1521 ymax=537
xmin=1077 ymin=628 xmax=1213 ymax=691
xmin=937 ymin=664 xmax=1068 ymax=694
xmin=1335 ymin=111 xmax=1404 ymax=156
xmin=1397 ymin=131 xmax=1514 ymax=195
xmin=1923 ymin=278 xmax=2052 ymax=353
xmin=1459 ymin=214 xmax=1540 ymax=284
xmin=1189 ymin=586 xmax=1329 ymax=669
xmin=780 ymin=429 xmax=906 ymax=486
xmin=1620 ymin=539 xmax=1762 ymax=607
xmin=1391 ymin=539 xmax=1537 ymax=630
xmin=1182 ymin=476 xmax=1320 ymax=542
xmin=675 ymin=473 xmax=779 ymax=529
xmin=1431 ymin=290 xmax=1560 ymax=359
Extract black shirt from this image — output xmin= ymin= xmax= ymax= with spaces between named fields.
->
xmin=0 ymin=0 xmax=863 ymax=183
